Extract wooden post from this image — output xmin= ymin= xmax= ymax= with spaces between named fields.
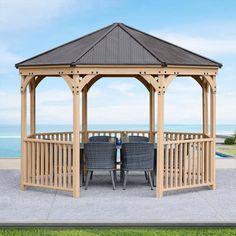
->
xmin=21 ymin=76 xmax=27 ymax=190
xmin=210 ymin=77 xmax=216 ymax=190
xmin=82 ymin=85 xmax=88 ymax=143
xmin=202 ymin=80 xmax=209 ymax=135
xmin=73 ymin=75 xmax=80 ymax=198
xmin=30 ymin=79 xmax=36 ymax=135
xmin=149 ymin=85 xmax=155 ymax=142
xmin=156 ymin=75 xmax=165 ymax=198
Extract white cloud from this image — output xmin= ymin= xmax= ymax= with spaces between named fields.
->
xmin=0 ymin=0 xmax=74 ymax=31
xmin=0 ymin=0 xmax=117 ymax=31
xmin=109 ymin=81 xmax=134 ymax=93
xmin=0 ymin=43 xmax=23 ymax=72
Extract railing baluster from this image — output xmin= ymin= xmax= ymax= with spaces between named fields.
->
xmin=63 ymin=144 xmax=67 ymax=189
xmin=192 ymin=142 xmax=195 ymax=185
xmin=179 ymin=143 xmax=183 ymax=187
xmin=40 ymin=143 xmax=45 ymax=185
xmin=36 ymin=142 xmax=40 ymax=184
xmin=184 ymin=143 xmax=187 ymax=186
xmin=164 ymin=145 xmax=168 ymax=188
xmin=32 ymin=142 xmax=35 ymax=184
xmin=59 ymin=144 xmax=62 ymax=188
xmin=202 ymin=142 xmax=205 ymax=184
xmin=49 ymin=143 xmax=53 ymax=186
xmin=174 ymin=143 xmax=178 ymax=187
xmin=45 ymin=143 xmax=49 ymax=186
xmin=54 ymin=144 xmax=58 ymax=187
xmin=197 ymin=142 xmax=200 ymax=184
xmin=188 ymin=143 xmax=191 ymax=186
xmin=170 ymin=143 xmax=173 ymax=188
xmin=68 ymin=145 xmax=72 ymax=189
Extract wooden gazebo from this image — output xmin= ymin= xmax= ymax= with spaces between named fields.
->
xmin=16 ymin=23 xmax=222 ymax=198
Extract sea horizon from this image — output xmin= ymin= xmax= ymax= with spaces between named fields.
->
xmin=0 ymin=124 xmax=235 ymax=158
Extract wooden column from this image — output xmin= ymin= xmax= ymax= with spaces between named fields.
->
xmin=149 ymin=85 xmax=155 ymax=142
xmin=21 ymin=76 xmax=27 ymax=190
xmin=202 ymin=79 xmax=209 ymax=135
xmin=73 ymin=75 xmax=80 ymax=198
xmin=210 ymin=77 xmax=216 ymax=190
xmin=82 ymin=85 xmax=88 ymax=143
xmin=30 ymin=79 xmax=36 ymax=135
xmin=156 ymin=75 xmax=165 ymax=198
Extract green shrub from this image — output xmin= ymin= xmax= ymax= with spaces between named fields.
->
xmin=224 ymin=137 xmax=235 ymax=145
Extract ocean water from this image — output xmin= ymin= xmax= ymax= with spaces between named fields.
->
xmin=0 ymin=124 xmax=235 ymax=158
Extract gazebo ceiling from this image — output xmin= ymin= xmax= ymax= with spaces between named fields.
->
xmin=16 ymin=23 xmax=222 ymax=68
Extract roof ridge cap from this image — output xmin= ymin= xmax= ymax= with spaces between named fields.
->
xmin=15 ymin=23 xmax=116 ymax=68
xmin=121 ymin=23 xmax=222 ymax=68
xmin=119 ymin=23 xmax=165 ymax=66
xmin=72 ymin=23 xmax=118 ymax=65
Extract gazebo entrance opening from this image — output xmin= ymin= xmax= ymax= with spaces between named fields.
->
xmin=16 ymin=23 xmax=221 ymax=198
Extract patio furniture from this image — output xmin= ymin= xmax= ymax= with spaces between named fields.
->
xmin=84 ymin=142 xmax=117 ymax=190
xmin=89 ymin=135 xmax=113 ymax=142
xmin=129 ymin=135 xmax=149 ymax=143
xmin=121 ymin=142 xmax=154 ymax=190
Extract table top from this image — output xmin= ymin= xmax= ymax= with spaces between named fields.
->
xmin=80 ymin=143 xmax=157 ymax=149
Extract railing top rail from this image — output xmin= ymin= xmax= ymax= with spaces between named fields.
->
xmin=164 ymin=137 xmax=213 ymax=145
xmin=87 ymin=130 xmax=150 ymax=133
xmin=163 ymin=131 xmax=204 ymax=135
xmin=24 ymin=138 xmax=73 ymax=145
xmin=35 ymin=131 xmax=73 ymax=135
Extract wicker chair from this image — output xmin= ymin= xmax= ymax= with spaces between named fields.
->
xmin=128 ymin=135 xmax=149 ymax=143
xmin=84 ymin=142 xmax=117 ymax=190
xmin=121 ymin=142 xmax=154 ymax=190
xmin=89 ymin=135 xmax=112 ymax=142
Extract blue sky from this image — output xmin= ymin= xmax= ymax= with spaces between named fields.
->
xmin=0 ymin=0 xmax=235 ymax=125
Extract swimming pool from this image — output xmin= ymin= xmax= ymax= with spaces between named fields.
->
xmin=216 ymin=151 xmax=232 ymax=159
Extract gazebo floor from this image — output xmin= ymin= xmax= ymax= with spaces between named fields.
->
xmin=0 ymin=169 xmax=235 ymax=223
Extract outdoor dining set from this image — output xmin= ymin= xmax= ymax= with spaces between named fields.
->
xmin=81 ymin=135 xmax=155 ymax=191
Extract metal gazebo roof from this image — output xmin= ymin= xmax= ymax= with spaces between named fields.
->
xmin=16 ymin=23 xmax=222 ymax=68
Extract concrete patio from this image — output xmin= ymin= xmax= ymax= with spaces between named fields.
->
xmin=0 ymin=169 xmax=236 ymax=223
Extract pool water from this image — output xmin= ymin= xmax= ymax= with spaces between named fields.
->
xmin=216 ymin=152 xmax=231 ymax=159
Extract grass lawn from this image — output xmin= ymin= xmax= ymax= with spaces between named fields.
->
xmin=0 ymin=228 xmax=236 ymax=236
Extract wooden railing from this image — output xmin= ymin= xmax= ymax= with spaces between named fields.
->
xmin=163 ymin=137 xmax=214 ymax=191
xmin=24 ymin=130 xmax=214 ymax=195
xmin=23 ymin=138 xmax=73 ymax=191
xmin=33 ymin=131 xmax=73 ymax=141
xmin=164 ymin=131 xmax=204 ymax=141
xmin=30 ymin=130 xmax=150 ymax=141
xmin=87 ymin=130 xmax=150 ymax=139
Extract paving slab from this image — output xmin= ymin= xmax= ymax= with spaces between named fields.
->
xmin=0 ymin=170 xmax=235 ymax=223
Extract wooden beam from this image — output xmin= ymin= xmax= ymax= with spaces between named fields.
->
xmin=21 ymin=76 xmax=27 ymax=190
xmin=141 ymin=74 xmax=159 ymax=91
xmin=78 ymin=74 xmax=98 ymax=91
xmin=72 ymin=75 xmax=80 ymax=198
xmin=19 ymin=66 xmax=218 ymax=77
xmin=82 ymin=85 xmax=88 ymax=143
xmin=202 ymin=80 xmax=209 ymax=135
xmin=163 ymin=75 xmax=176 ymax=89
xmin=156 ymin=75 xmax=165 ymax=198
xmin=30 ymin=79 xmax=36 ymax=135
xmin=60 ymin=74 xmax=73 ymax=91
xmin=149 ymin=85 xmax=155 ymax=142
xmin=210 ymin=76 xmax=216 ymax=190
xmin=22 ymin=75 xmax=35 ymax=92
